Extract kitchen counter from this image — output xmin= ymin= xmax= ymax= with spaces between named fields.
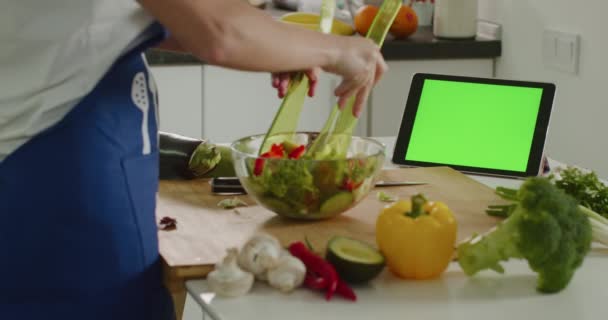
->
xmin=145 ymin=4 xmax=501 ymax=66
xmin=187 ymin=257 xmax=608 ymax=320
xmin=158 ymin=136 xmax=607 ymax=320
xmin=179 ymin=137 xmax=607 ymax=320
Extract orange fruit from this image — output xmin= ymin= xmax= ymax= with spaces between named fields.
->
xmin=389 ymin=5 xmax=418 ymax=39
xmin=354 ymin=5 xmax=379 ymax=36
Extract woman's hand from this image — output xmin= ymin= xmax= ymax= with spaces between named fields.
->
xmin=324 ymin=37 xmax=388 ymax=118
xmin=271 ymin=68 xmax=320 ymax=98
xmin=270 ymin=38 xmax=387 ymax=118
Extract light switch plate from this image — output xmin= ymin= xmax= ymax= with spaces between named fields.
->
xmin=542 ymin=29 xmax=580 ymax=74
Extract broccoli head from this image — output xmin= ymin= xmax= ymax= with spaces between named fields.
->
xmin=457 ymin=177 xmax=592 ymax=293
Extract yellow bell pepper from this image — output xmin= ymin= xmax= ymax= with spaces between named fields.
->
xmin=376 ymin=194 xmax=457 ymax=279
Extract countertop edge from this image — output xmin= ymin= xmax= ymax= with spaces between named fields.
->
xmin=145 ymin=38 xmax=502 ymax=66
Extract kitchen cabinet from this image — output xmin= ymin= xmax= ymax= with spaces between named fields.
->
xmin=149 ymin=66 xmax=204 ymax=138
xmin=201 ymin=65 xmax=338 ymax=143
xmin=367 ymin=59 xmax=494 ymax=137
xmin=149 ymin=64 xmax=339 ymax=142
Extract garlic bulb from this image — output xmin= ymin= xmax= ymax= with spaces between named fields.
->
xmin=207 ymin=248 xmax=254 ymax=298
xmin=267 ymin=253 xmax=306 ymax=293
xmin=237 ymin=233 xmax=282 ymax=280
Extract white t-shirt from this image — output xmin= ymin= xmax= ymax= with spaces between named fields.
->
xmin=0 ymin=0 xmax=157 ymax=161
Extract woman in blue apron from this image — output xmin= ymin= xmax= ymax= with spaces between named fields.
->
xmin=0 ymin=21 xmax=174 ymax=319
xmin=1 ymin=1 xmax=388 ymax=319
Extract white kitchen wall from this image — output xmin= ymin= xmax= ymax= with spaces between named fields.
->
xmin=150 ymin=66 xmax=204 ymax=138
xmin=478 ymin=0 xmax=608 ymax=178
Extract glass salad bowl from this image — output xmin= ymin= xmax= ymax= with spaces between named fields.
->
xmin=230 ymin=132 xmax=386 ymax=220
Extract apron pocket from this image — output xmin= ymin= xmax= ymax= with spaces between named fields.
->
xmin=121 ymin=152 xmax=160 ymax=267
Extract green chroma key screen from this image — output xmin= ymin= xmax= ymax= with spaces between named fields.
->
xmin=404 ymin=79 xmax=544 ymax=172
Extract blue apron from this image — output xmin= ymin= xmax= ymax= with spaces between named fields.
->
xmin=0 ymin=23 xmax=174 ymax=320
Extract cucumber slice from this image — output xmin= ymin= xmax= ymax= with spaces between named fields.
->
xmin=319 ymin=192 xmax=354 ymax=216
xmin=326 ymin=236 xmax=385 ymax=283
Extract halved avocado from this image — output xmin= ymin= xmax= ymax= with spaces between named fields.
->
xmin=319 ymin=192 xmax=354 ymax=216
xmin=326 ymin=236 xmax=385 ymax=283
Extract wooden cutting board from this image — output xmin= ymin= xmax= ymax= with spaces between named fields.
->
xmin=156 ymin=166 xmax=508 ymax=274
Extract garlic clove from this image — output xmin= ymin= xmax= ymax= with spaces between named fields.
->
xmin=237 ymin=233 xmax=282 ymax=278
xmin=258 ymin=251 xmax=280 ymax=270
xmin=208 ymin=272 xmax=254 ymax=298
xmin=267 ymin=254 xmax=306 ymax=293
xmin=208 ymin=248 xmax=255 ymax=298
xmin=268 ymin=272 xmax=299 ymax=293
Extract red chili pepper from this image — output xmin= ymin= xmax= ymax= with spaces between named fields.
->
xmin=289 ymin=241 xmax=339 ymax=301
xmin=336 ymin=279 xmax=357 ymax=301
xmin=304 ymin=273 xmax=328 ymax=290
xmin=288 ymin=145 xmax=306 ymax=159
xmin=290 ymin=241 xmax=357 ymax=302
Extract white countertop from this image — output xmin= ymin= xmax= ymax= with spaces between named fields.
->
xmin=186 ymin=137 xmax=608 ymax=320
xmin=187 ymin=256 xmax=608 ymax=320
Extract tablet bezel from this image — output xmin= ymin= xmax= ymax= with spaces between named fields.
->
xmin=392 ymin=73 xmax=556 ymax=179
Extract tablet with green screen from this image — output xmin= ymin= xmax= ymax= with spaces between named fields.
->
xmin=392 ymin=73 xmax=556 ymax=178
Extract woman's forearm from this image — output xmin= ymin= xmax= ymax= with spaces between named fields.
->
xmin=139 ymin=0 xmax=387 ymax=116
xmin=155 ymin=36 xmax=186 ymax=53
xmin=139 ymin=0 xmax=345 ymax=73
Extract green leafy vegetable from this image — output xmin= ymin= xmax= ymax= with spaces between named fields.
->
xmin=549 ymin=166 xmax=608 ymax=219
xmin=217 ymin=197 xmax=248 ymax=209
xmin=487 ymin=168 xmax=608 ymax=247
xmin=458 ymin=177 xmax=592 ymax=293
xmin=250 ymin=159 xmax=322 ymax=214
xmin=245 ymin=140 xmax=381 ymax=219
xmin=376 ymin=191 xmax=397 ymax=202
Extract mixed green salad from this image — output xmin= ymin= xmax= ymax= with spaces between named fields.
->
xmin=242 ymin=141 xmax=381 ymax=219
